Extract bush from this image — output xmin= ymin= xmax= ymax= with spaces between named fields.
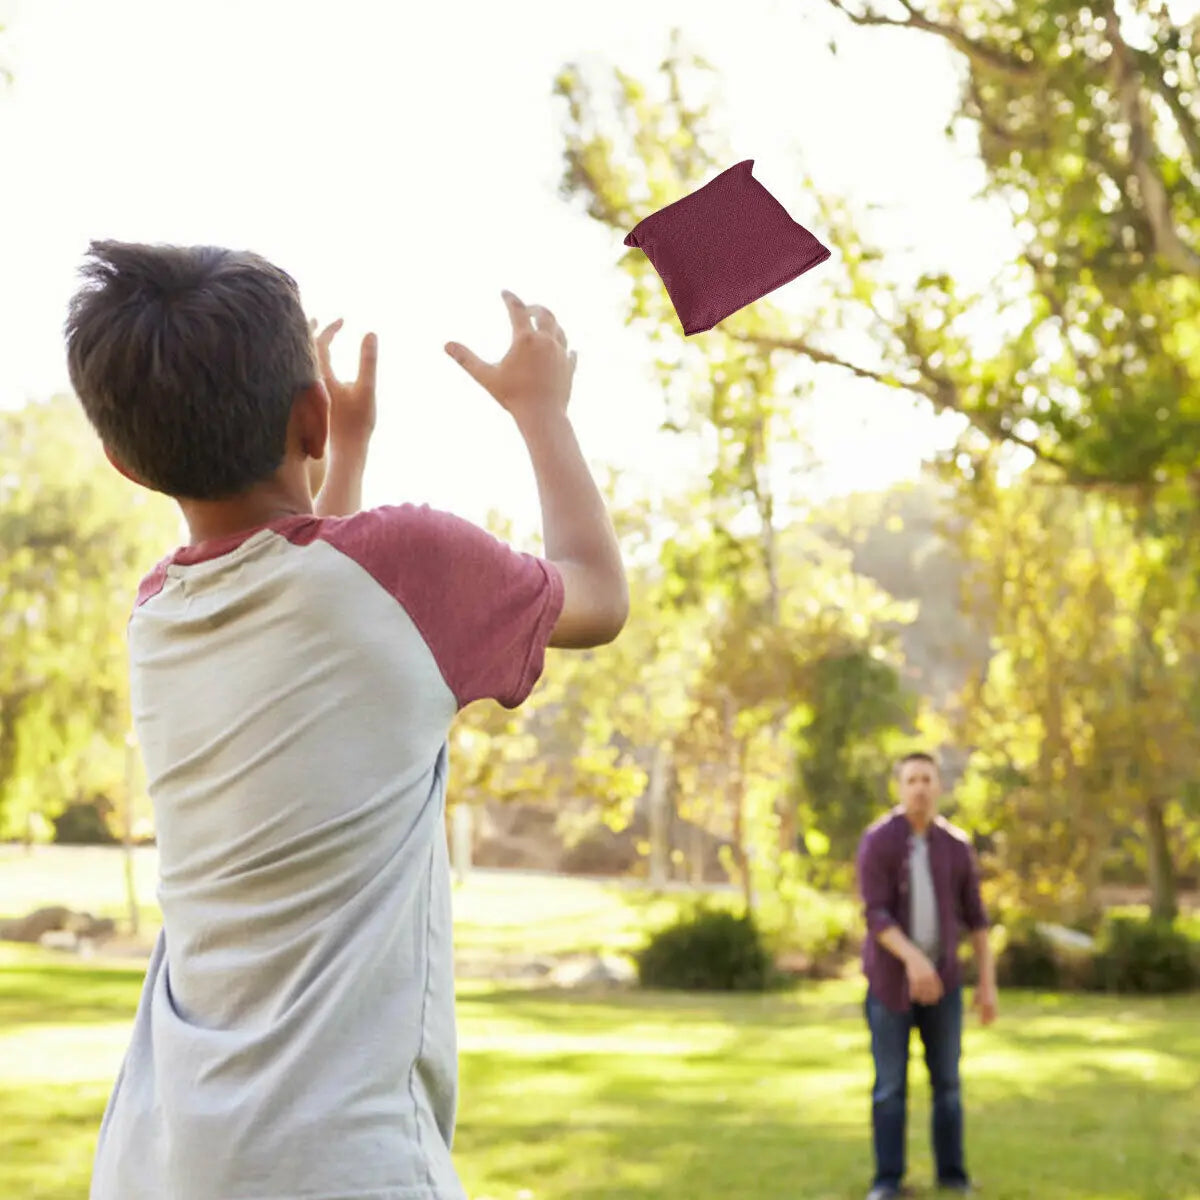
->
xmin=1090 ymin=914 xmax=1199 ymax=995
xmin=750 ymin=856 xmax=863 ymax=978
xmin=636 ymin=906 xmax=772 ymax=992
xmin=995 ymin=917 xmax=1060 ymax=989
xmin=52 ymin=801 xmax=117 ymax=846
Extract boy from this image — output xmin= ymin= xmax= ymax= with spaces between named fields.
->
xmin=65 ymin=241 xmax=629 ymax=1200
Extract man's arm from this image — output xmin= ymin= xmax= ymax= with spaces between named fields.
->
xmin=857 ymin=831 xmax=942 ymax=1003
xmin=962 ymin=844 xmax=998 ymax=1023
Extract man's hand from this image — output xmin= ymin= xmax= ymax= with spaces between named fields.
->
xmin=444 ymin=291 xmax=577 ymax=429
xmin=906 ymin=952 xmax=944 ymax=1005
xmin=970 ymin=927 xmax=997 ymax=1025
xmin=974 ymin=980 xmax=998 ymax=1026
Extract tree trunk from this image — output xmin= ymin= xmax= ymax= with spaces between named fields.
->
xmin=646 ymin=742 xmax=673 ymax=889
xmin=690 ymin=820 xmax=705 ymax=886
xmin=723 ymin=690 xmax=754 ymax=913
xmin=123 ymin=733 xmax=140 ymax=938
xmin=1145 ymin=795 xmax=1178 ymax=922
xmin=451 ymin=803 xmax=474 ymax=885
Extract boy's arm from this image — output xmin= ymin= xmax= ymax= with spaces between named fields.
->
xmin=310 ymin=320 xmax=376 ymax=519
xmin=446 ymin=291 xmax=628 ymax=649
xmin=313 ymin=443 xmax=367 ymax=517
xmin=516 ymin=409 xmax=627 ymax=648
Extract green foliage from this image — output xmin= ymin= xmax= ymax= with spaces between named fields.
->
xmin=1090 ymin=914 xmax=1199 ymax=996
xmin=952 ymin=467 xmax=1200 ymax=922
xmin=790 ymin=648 xmax=916 ymax=866
xmin=753 ymin=864 xmax=862 ymax=976
xmin=0 ymin=397 xmax=180 ymax=838
xmin=51 ymin=801 xmax=117 ymax=847
xmin=636 ymin=905 xmax=772 ymax=992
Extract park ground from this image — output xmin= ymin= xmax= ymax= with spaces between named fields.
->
xmin=2 ymin=847 xmax=1198 ymax=1200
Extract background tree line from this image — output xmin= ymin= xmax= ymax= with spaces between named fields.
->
xmin=2 ymin=0 xmax=1199 ymax=937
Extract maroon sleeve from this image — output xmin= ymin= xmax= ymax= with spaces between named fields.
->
xmin=321 ymin=504 xmax=564 ymax=710
xmin=857 ymin=827 xmax=899 ymax=938
xmin=960 ymin=842 xmax=989 ymax=932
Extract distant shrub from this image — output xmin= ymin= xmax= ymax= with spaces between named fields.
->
xmin=637 ymin=907 xmax=772 ymax=992
xmin=52 ymin=802 xmax=117 ymax=846
xmin=995 ymin=916 xmax=1060 ymax=989
xmin=1089 ymin=914 xmax=1198 ymax=995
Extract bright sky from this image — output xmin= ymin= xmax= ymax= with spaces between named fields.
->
xmin=0 ymin=0 xmax=1017 ymax=536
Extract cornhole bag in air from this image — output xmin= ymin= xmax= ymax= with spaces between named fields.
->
xmin=623 ymin=159 xmax=830 ymax=336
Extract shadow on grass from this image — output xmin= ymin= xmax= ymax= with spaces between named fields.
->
xmin=456 ymin=1055 xmax=1198 ymax=1200
xmin=455 ymin=988 xmax=1200 ymax=1200
xmin=0 ymin=963 xmax=145 ymax=1027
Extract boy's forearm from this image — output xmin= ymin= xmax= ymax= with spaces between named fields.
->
xmin=516 ymin=411 xmax=624 ymax=582
xmin=314 ymin=446 xmax=368 ymax=517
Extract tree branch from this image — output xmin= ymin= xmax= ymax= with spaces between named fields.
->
xmin=1101 ymin=2 xmax=1200 ymax=276
xmin=1136 ymin=48 xmax=1200 ymax=176
xmin=724 ymin=329 xmax=903 ymax=389
xmin=724 ymin=326 xmax=1079 ymax=476
xmin=821 ymin=0 xmax=1037 ymax=82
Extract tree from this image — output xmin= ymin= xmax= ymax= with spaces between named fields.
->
xmin=0 ymin=396 xmax=180 ymax=839
xmin=951 ymin=461 xmax=1200 ymax=921
xmin=555 ymin=40 xmax=926 ymax=909
xmin=791 ymin=645 xmax=917 ymax=871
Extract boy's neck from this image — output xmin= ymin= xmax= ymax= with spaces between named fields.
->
xmin=178 ymin=480 xmax=312 ymax=546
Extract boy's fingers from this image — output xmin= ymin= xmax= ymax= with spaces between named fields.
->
xmin=528 ymin=304 xmax=566 ymax=346
xmin=358 ymin=333 xmax=378 ymax=392
xmin=445 ymin=342 xmax=494 ymax=389
xmin=315 ymin=319 xmax=344 ymax=382
xmin=501 ymin=290 xmax=532 ymax=338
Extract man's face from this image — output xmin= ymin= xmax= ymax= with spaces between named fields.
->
xmin=898 ymin=759 xmax=941 ymax=821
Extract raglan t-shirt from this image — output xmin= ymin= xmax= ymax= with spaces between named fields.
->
xmin=89 ymin=505 xmax=564 ymax=1200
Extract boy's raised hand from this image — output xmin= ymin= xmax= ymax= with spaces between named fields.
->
xmin=444 ymin=291 xmax=578 ymax=427
xmin=313 ymin=318 xmax=378 ymax=448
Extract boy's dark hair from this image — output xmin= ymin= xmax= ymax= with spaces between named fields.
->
xmin=897 ymin=751 xmax=939 ymax=776
xmin=65 ymin=240 xmax=318 ymax=500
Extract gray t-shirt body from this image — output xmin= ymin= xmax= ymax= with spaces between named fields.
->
xmin=909 ymin=831 xmax=941 ymax=964
xmin=90 ymin=507 xmax=563 ymax=1200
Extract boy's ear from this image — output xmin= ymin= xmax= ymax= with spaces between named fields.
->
xmin=293 ymin=382 xmax=330 ymax=463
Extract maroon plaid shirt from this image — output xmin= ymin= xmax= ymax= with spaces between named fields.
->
xmin=856 ymin=808 xmax=989 ymax=1012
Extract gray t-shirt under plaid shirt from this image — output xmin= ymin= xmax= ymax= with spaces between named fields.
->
xmin=910 ymin=832 xmax=941 ymax=963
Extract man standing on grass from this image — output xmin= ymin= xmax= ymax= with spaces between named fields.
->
xmin=856 ymin=752 xmax=998 ymax=1200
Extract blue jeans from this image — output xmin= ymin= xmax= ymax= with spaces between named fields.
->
xmin=865 ymin=987 xmax=969 ymax=1191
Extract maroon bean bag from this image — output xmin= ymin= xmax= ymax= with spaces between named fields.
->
xmin=623 ymin=159 xmax=830 ymax=335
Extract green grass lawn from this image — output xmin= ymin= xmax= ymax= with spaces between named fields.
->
xmin=2 ymin=944 xmax=1197 ymax=1200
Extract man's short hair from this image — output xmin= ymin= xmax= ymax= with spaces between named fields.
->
xmin=897 ymin=751 xmax=939 ymax=777
xmin=65 ymin=240 xmax=318 ymax=500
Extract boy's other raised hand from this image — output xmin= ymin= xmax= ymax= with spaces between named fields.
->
xmin=444 ymin=291 xmax=577 ymax=428
xmin=313 ymin=318 xmax=378 ymax=448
